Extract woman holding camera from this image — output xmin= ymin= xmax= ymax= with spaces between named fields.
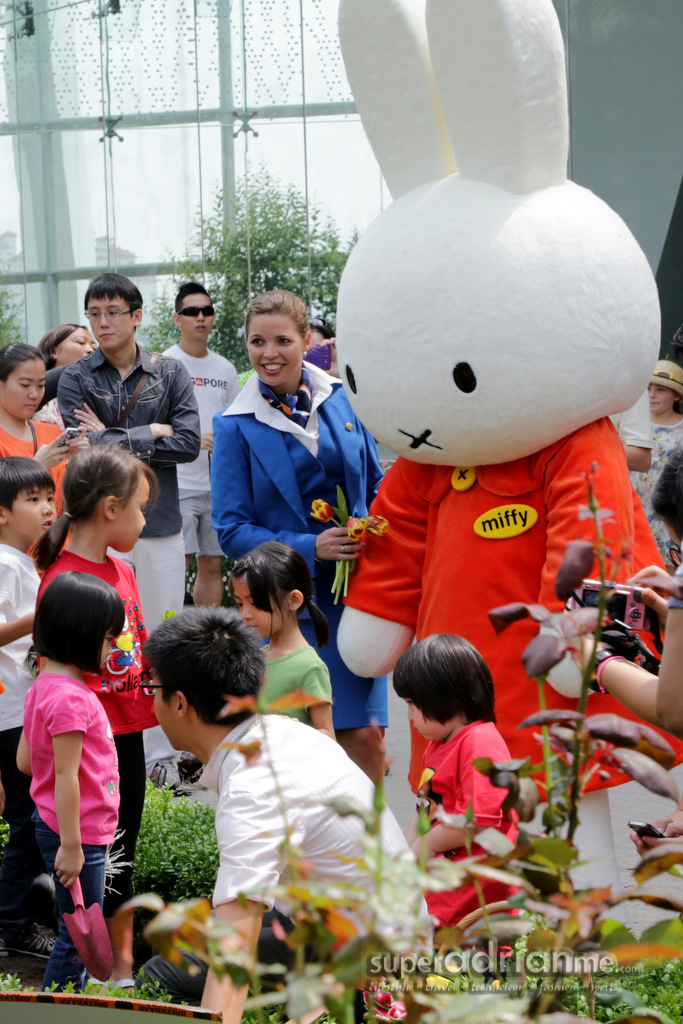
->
xmin=575 ymin=449 xmax=683 ymax=742
xmin=210 ymin=290 xmax=387 ymax=779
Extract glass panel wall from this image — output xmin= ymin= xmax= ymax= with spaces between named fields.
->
xmin=1 ymin=1 xmax=681 ymax=351
xmin=0 ymin=0 xmax=384 ymax=355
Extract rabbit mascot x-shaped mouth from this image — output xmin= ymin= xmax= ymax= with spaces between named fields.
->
xmin=335 ymin=0 xmax=682 ymax=798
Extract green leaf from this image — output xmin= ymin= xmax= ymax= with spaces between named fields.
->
xmin=641 ymin=918 xmax=683 ymax=948
xmin=599 ymin=918 xmax=638 ymax=950
xmin=528 ymin=836 xmax=579 ymax=868
xmin=336 ymin=485 xmax=349 ymax=521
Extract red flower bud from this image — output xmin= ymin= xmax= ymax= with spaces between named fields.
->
xmin=311 ymin=500 xmax=334 ymax=522
xmin=373 ymin=991 xmax=393 ymax=1007
xmin=347 ymin=517 xmax=366 ymax=541
xmin=388 ymin=1003 xmax=407 ymax=1018
xmin=365 ymin=515 xmax=389 ymax=536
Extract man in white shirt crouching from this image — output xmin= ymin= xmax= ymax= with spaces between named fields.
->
xmin=141 ymin=607 xmax=422 ymax=1020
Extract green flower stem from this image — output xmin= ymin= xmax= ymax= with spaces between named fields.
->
xmin=332 ymin=559 xmax=344 ymax=604
xmin=536 ymin=677 xmax=557 ymax=834
xmin=343 ymin=986 xmax=355 ymax=1024
xmin=568 ymin=489 xmax=609 ymax=843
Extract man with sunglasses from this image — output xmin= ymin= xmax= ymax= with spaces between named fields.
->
xmin=57 ymin=272 xmax=201 ymax=784
xmin=165 ymin=283 xmax=239 ymax=608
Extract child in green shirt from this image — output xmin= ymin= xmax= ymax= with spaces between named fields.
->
xmin=230 ymin=542 xmax=334 ymax=737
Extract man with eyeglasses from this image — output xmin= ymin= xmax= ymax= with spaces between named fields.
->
xmin=57 ymin=272 xmax=201 ymax=784
xmin=164 ymin=283 xmax=239 ymax=608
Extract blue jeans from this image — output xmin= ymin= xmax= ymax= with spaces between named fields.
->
xmin=32 ymin=813 xmax=107 ymax=991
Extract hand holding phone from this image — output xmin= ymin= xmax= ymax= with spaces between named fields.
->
xmin=304 ymin=345 xmax=332 ymax=371
xmin=57 ymin=426 xmax=83 ymax=447
xmin=628 ymin=820 xmax=666 ymax=839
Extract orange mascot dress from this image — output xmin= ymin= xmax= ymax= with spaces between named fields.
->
xmin=333 ymin=0 xmax=678 ymax=800
xmin=345 ymin=419 xmax=680 ymax=791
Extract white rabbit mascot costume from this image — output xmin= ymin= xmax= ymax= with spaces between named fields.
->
xmin=335 ymin=0 xmax=681 ymax=811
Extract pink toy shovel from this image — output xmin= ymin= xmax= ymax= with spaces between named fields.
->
xmin=63 ymin=878 xmax=114 ymax=980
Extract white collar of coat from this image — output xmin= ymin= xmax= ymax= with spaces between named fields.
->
xmin=224 ymin=361 xmax=336 ymax=418
xmin=223 ymin=363 xmax=337 ymax=456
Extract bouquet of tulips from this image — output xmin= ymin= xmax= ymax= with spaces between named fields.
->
xmin=311 ymin=486 xmax=389 ymax=604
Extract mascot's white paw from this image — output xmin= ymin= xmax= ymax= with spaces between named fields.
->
xmin=338 ymin=607 xmax=414 ymax=677
xmin=540 ymin=619 xmax=583 ymax=698
xmin=546 ymin=653 xmax=584 ymax=698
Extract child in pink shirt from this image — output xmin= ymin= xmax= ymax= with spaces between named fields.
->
xmin=19 ymin=572 xmax=121 ymax=990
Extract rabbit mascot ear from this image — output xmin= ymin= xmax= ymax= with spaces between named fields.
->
xmin=336 ymin=0 xmax=658 ymax=466
xmin=336 ymin=0 xmax=680 ymax=801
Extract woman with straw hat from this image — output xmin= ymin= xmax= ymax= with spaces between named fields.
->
xmin=632 ymin=358 xmax=683 ymax=567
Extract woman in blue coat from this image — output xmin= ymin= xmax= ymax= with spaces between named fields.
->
xmin=211 ymin=290 xmax=386 ymax=778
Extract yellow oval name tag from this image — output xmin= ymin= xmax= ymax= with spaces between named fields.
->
xmin=473 ymin=504 xmax=538 ymax=539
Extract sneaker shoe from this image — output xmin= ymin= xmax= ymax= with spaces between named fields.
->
xmin=0 ymin=925 xmax=55 ymax=959
xmin=24 ymin=874 xmax=58 ymax=932
xmin=148 ymin=756 xmax=181 ymax=791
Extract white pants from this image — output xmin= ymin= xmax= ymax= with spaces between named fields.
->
xmin=109 ymin=533 xmax=186 ymax=772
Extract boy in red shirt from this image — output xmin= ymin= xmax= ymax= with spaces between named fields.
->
xmin=393 ymin=634 xmax=518 ymax=926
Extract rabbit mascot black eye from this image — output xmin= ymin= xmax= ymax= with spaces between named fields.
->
xmin=335 ymin=0 xmax=680 ymax=874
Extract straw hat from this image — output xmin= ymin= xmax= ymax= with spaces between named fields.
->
xmin=651 ymin=360 xmax=683 ymax=399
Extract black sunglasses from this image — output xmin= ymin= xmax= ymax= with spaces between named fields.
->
xmin=178 ymin=306 xmax=215 ymax=318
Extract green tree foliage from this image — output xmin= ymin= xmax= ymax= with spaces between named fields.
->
xmin=0 ymin=283 xmax=22 ymax=348
xmin=143 ymin=168 xmax=356 ymax=371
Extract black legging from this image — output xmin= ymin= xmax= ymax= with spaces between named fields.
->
xmin=104 ymin=730 xmax=146 ymax=917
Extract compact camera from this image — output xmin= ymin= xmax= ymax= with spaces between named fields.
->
xmin=570 ymin=578 xmax=648 ymax=632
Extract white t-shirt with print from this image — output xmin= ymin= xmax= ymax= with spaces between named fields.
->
xmin=165 ymin=345 xmax=240 ymax=492
xmin=0 ymin=544 xmax=40 ymax=731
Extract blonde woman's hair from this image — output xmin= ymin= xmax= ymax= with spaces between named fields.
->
xmin=244 ymin=290 xmax=309 ymax=340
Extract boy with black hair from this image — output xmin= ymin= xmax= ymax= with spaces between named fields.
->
xmin=0 ymin=457 xmax=56 ymax=958
xmin=142 ymin=606 xmax=414 ymax=1017
xmin=57 ymin=272 xmax=201 ymax=782
xmin=165 ymin=282 xmax=239 ymax=608
xmin=393 ymin=633 xmax=518 ymax=927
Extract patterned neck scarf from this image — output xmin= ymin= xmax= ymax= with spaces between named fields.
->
xmin=258 ymin=367 xmax=312 ymax=428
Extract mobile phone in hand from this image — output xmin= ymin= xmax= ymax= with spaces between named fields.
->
xmin=628 ymin=820 xmax=666 ymax=839
xmin=305 ymin=345 xmax=332 ymax=371
xmin=57 ymin=426 xmax=82 ymax=447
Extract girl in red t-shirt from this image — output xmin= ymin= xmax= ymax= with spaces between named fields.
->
xmin=393 ymin=633 xmax=519 ymax=927
xmin=0 ymin=343 xmax=88 ymax=511
xmin=34 ymin=446 xmax=157 ymax=985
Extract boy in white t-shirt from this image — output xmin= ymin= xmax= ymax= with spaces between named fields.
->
xmin=165 ymin=283 xmax=239 ymax=608
xmin=0 ymin=456 xmax=56 ymax=958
